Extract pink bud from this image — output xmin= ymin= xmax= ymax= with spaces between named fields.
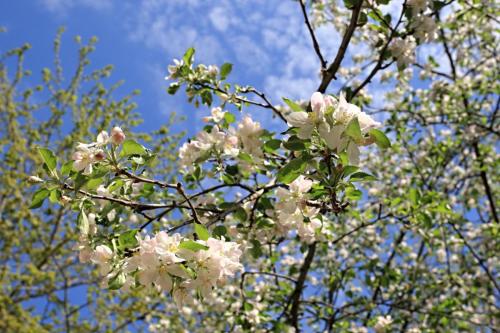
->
xmin=227 ymin=136 xmax=238 ymax=146
xmin=310 ymin=92 xmax=324 ymax=113
xmin=111 ymin=126 xmax=126 ymax=145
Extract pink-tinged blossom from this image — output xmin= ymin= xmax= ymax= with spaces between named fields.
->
xmin=110 ymin=126 xmax=126 ymax=145
xmin=72 ymin=143 xmax=104 ymax=175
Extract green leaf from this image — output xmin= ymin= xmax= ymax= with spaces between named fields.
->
xmin=342 ymin=165 xmax=359 ymax=178
xmin=220 ymin=63 xmax=233 ymax=80
xmin=167 ymin=83 xmax=180 ymax=95
xmin=369 ymin=128 xmax=391 ymax=148
xmin=277 ymin=157 xmax=308 ymax=184
xmin=120 ymin=139 xmax=146 ymax=157
xmin=344 ymin=117 xmax=362 ymax=141
xmin=49 ymin=189 xmax=61 ymax=204
xmin=108 ymin=179 xmax=124 ymax=193
xmin=37 ymin=147 xmax=57 ymax=174
xmin=357 ymin=11 xmax=368 ymax=26
xmin=282 ymin=97 xmax=304 ymax=112
xmin=60 ymin=161 xmax=74 ymax=176
xmin=238 ymin=152 xmax=253 ymax=163
xmin=108 ymin=272 xmax=126 ymax=290
xmin=118 ymin=229 xmax=139 ymax=249
xmin=194 ymin=223 xmax=210 ymax=241
xmin=250 ymin=239 xmax=263 ymax=259
xmin=86 ymin=177 xmax=103 ymax=190
xmin=179 ymin=240 xmax=209 ymax=252
xmin=182 ymin=47 xmax=195 ymax=66
xmin=263 ymin=139 xmax=282 ymax=153
xmin=283 ymin=136 xmax=308 ymax=151
xmin=234 ymin=207 xmax=248 ymax=222
xmin=77 ymin=210 xmax=89 ymax=235
xmin=350 ymin=172 xmax=377 ymax=182
xmin=30 ymin=188 xmax=50 ymax=209
xmin=73 ymin=173 xmax=88 ymax=191
xmin=408 ymin=188 xmax=420 ymax=205
xmin=433 ymin=0 xmax=446 ymax=10
xmin=212 ymin=225 xmax=227 ymax=238
xmin=344 ymin=0 xmax=362 ymax=9
xmin=346 ymin=187 xmax=362 ymax=201
xmin=224 ymin=112 xmax=236 ymax=124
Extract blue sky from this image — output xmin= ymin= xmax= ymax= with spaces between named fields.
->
xmin=0 ymin=0 xmax=345 ymax=137
xmin=0 ymin=0 xmax=449 ymax=136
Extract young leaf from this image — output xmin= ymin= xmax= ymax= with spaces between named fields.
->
xmin=30 ymin=188 xmax=50 ymax=209
xmin=220 ymin=63 xmax=233 ymax=80
xmin=283 ymin=136 xmax=308 ymax=151
xmin=212 ymin=225 xmax=227 ymax=238
xmin=108 ymin=272 xmax=126 ymax=290
xmin=183 ymin=47 xmax=195 ymax=66
xmin=263 ymin=139 xmax=282 ymax=153
xmin=60 ymin=161 xmax=74 ymax=176
xmin=77 ymin=210 xmax=89 ymax=235
xmin=120 ymin=139 xmax=146 ymax=157
xmin=282 ymin=97 xmax=304 ymax=112
xmin=350 ymin=171 xmax=377 ymax=182
xmin=49 ymin=189 xmax=61 ymax=204
xmin=369 ymin=128 xmax=391 ymax=148
xmin=195 ymin=223 xmax=210 ymax=241
xmin=179 ymin=240 xmax=209 ymax=252
xmin=342 ymin=165 xmax=359 ymax=178
xmin=344 ymin=117 xmax=362 ymax=141
xmin=37 ymin=147 xmax=57 ymax=173
xmin=118 ymin=229 xmax=139 ymax=249
xmin=277 ymin=157 xmax=308 ymax=184
xmin=224 ymin=112 xmax=236 ymax=124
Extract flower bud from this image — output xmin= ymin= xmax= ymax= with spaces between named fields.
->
xmin=60 ymin=195 xmax=72 ymax=205
xmin=28 ymin=175 xmax=43 ymax=183
xmin=111 ymin=126 xmax=126 ymax=145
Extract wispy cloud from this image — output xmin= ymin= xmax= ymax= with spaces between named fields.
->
xmin=40 ymin=0 xmax=112 ymax=15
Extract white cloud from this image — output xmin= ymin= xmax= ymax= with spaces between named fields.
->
xmin=209 ymin=6 xmax=232 ymax=32
xmin=40 ymin=0 xmax=112 ymax=14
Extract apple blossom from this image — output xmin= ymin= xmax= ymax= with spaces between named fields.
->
xmin=110 ymin=126 xmax=126 ymax=145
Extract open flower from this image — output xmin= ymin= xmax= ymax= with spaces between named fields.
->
xmin=287 ymin=92 xmax=334 ymax=139
xmin=321 ymin=93 xmax=380 ymax=164
xmin=72 ymin=143 xmax=104 ymax=175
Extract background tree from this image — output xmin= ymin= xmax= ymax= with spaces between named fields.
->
xmin=0 ymin=28 xmax=184 ymax=332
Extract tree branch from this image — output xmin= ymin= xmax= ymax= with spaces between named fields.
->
xmin=299 ymin=0 xmax=327 ymax=70
xmin=317 ymin=2 xmax=363 ymax=93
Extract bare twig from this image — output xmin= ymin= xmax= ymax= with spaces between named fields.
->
xmin=299 ymin=0 xmax=327 ymax=69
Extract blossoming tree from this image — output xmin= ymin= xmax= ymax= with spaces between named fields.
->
xmin=4 ymin=0 xmax=499 ymax=332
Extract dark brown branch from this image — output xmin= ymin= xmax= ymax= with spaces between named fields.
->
xmin=317 ymin=1 xmax=363 ymax=93
xmin=288 ymin=242 xmax=317 ymax=330
xmin=473 ymin=142 xmax=498 ymax=223
xmin=117 ymin=168 xmax=177 ymax=189
xmin=299 ymin=0 xmax=327 ymax=69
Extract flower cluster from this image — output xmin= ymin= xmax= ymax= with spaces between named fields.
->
xmin=389 ymin=37 xmax=417 ymax=69
xmin=79 ymin=230 xmax=243 ymax=309
xmin=287 ymin=92 xmax=380 ymax=164
xmin=275 ymin=176 xmax=323 ymax=243
xmin=179 ymin=114 xmax=262 ymax=169
xmin=72 ymin=126 xmax=125 ymax=174
xmin=167 ymin=58 xmax=218 ymax=81
xmin=411 ymin=15 xmax=437 ymax=42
